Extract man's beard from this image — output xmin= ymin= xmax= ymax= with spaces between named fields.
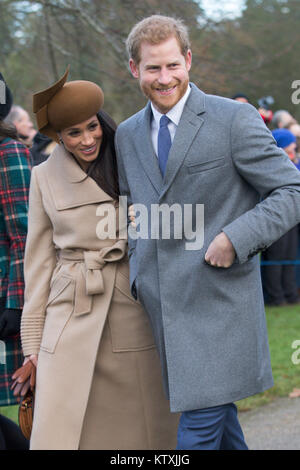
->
xmin=140 ymin=78 xmax=189 ymax=114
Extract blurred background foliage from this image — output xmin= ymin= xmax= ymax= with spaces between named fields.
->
xmin=0 ymin=0 xmax=299 ymax=124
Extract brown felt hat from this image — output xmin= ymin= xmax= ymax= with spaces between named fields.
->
xmin=33 ymin=67 xmax=104 ymax=143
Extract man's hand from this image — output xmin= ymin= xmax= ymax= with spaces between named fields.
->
xmin=205 ymin=232 xmax=236 ymax=268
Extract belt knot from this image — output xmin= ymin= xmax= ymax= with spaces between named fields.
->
xmin=83 ymin=240 xmax=127 ymax=295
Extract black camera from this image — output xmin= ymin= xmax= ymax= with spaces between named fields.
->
xmin=257 ymin=96 xmax=274 ymax=110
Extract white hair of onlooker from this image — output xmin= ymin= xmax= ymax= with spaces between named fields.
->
xmin=288 ymin=122 xmax=300 ymax=137
xmin=272 ymin=110 xmax=296 ymax=129
xmin=5 ymin=105 xmax=37 ymax=146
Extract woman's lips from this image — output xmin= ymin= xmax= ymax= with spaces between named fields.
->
xmin=80 ymin=144 xmax=97 ymax=155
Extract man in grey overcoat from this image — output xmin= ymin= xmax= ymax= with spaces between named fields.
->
xmin=115 ymin=15 xmax=300 ymax=450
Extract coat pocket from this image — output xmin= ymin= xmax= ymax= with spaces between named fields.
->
xmin=186 ymin=156 xmax=226 ymax=174
xmin=108 ymin=266 xmax=156 ymax=352
xmin=40 ymin=275 xmax=75 ymax=354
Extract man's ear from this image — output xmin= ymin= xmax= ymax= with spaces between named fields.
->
xmin=185 ymin=49 xmax=192 ymax=72
xmin=129 ymin=59 xmax=139 ymax=79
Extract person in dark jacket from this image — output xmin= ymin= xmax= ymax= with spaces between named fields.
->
xmin=262 ymin=129 xmax=300 ymax=306
xmin=0 ymin=71 xmax=30 ymax=450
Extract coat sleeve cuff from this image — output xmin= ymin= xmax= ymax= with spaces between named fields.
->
xmin=20 ymin=314 xmax=45 ymax=356
xmin=222 ymin=223 xmax=253 ymax=264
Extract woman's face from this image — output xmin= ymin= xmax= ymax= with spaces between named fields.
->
xmin=284 ymin=141 xmax=297 ymax=161
xmin=60 ymin=115 xmax=103 ymax=170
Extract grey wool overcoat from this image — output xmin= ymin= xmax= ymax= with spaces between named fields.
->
xmin=115 ymin=83 xmax=300 ymax=413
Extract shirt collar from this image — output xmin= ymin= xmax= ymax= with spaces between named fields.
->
xmin=151 ymin=84 xmax=191 ymax=127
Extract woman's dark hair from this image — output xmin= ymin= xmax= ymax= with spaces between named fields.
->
xmin=0 ymin=120 xmax=18 ymax=140
xmin=86 ymin=109 xmax=120 ymax=200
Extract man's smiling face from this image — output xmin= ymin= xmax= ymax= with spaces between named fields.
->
xmin=130 ymin=35 xmax=192 ymax=114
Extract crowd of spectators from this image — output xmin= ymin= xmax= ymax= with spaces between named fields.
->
xmin=233 ymin=94 xmax=300 ymax=305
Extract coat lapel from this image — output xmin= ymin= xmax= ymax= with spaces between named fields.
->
xmin=160 ymin=84 xmax=206 ymax=200
xmin=46 ymin=144 xmax=114 ymax=210
xmin=134 ymin=103 xmax=163 ymax=195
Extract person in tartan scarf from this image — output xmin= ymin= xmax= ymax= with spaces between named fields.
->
xmin=0 ymin=71 xmax=32 ymax=412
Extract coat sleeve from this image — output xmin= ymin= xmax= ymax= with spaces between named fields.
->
xmin=21 ymin=166 xmax=57 ymax=356
xmin=0 ymin=142 xmax=32 ymax=309
xmin=222 ymin=103 xmax=300 ymax=264
xmin=115 ymin=129 xmax=138 ymax=298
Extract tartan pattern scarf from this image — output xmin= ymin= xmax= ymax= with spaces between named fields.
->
xmin=0 ymin=138 xmax=32 ymax=405
xmin=0 ymin=138 xmax=32 ymax=308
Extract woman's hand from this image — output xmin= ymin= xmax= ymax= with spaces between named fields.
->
xmin=128 ymin=204 xmax=136 ymax=228
xmin=11 ymin=355 xmax=38 ymax=396
xmin=23 ymin=354 xmax=38 ymax=367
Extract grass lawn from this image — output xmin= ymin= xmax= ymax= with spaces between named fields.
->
xmin=1 ymin=304 xmax=299 ymax=424
xmin=237 ymin=303 xmax=300 ymax=411
xmin=0 ymin=404 xmax=19 ymax=425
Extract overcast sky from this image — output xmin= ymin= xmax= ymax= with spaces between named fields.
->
xmin=200 ymin=0 xmax=246 ymax=20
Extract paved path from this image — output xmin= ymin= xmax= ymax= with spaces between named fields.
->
xmin=239 ymin=397 xmax=300 ymax=450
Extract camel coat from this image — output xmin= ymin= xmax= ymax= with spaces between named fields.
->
xmin=20 ymin=144 xmax=178 ymax=450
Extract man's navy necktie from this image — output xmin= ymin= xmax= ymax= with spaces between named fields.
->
xmin=158 ymin=115 xmax=171 ymax=177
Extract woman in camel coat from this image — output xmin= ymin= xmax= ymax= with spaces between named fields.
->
xmin=20 ymin=69 xmax=178 ymax=450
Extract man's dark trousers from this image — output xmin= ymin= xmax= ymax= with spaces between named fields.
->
xmin=176 ymin=403 xmax=248 ymax=450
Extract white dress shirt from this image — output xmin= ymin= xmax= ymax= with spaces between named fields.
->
xmin=151 ymin=84 xmax=191 ymax=157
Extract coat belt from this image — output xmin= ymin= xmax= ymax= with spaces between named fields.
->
xmin=57 ymin=240 xmax=127 ymax=316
